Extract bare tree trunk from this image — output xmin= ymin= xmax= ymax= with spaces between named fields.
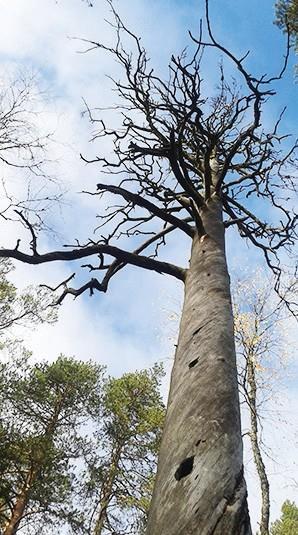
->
xmin=247 ymin=357 xmax=270 ymax=535
xmin=146 ymin=197 xmax=251 ymax=535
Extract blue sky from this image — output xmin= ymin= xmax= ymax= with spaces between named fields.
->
xmin=0 ymin=0 xmax=297 ymax=531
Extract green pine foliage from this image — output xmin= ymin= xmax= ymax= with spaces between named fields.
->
xmin=270 ymin=500 xmax=298 ymax=534
xmin=0 ymin=258 xmax=57 ymax=336
xmin=275 ymin=1 xmax=298 ymax=51
xmin=0 ymin=356 xmax=104 ymax=534
xmin=0 ymin=355 xmax=165 ymax=534
xmin=0 ymin=259 xmax=165 ymax=534
xmin=79 ymin=365 xmax=166 ymax=535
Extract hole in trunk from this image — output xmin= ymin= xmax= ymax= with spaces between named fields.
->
xmin=192 ymin=327 xmax=202 ymax=336
xmin=196 ymin=438 xmax=206 ymax=447
xmin=189 ymin=358 xmax=199 ymax=368
xmin=174 ymin=456 xmax=194 ymax=481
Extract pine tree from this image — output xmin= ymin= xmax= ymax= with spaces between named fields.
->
xmin=79 ymin=366 xmax=165 ymax=535
xmin=0 ymin=356 xmax=103 ymax=534
xmin=270 ymin=500 xmax=298 ymax=535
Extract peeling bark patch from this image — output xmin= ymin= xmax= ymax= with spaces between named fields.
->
xmin=211 ymin=466 xmax=250 ymax=534
xmin=199 ymin=234 xmax=208 ymax=243
xmin=189 ymin=358 xmax=199 ymax=368
xmin=174 ymin=456 xmax=194 ymax=481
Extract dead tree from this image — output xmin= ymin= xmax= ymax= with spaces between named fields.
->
xmin=0 ymin=2 xmax=297 ymax=533
xmin=0 ymin=73 xmax=62 ymax=233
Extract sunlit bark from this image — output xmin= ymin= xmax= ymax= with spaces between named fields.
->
xmin=146 ymin=197 xmax=251 ymax=535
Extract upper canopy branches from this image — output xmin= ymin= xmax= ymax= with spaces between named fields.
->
xmin=80 ymin=2 xmax=296 ymax=253
xmin=0 ymin=0 xmax=297 ymax=304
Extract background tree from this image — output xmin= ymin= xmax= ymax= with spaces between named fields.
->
xmin=0 ymin=1 xmax=297 ymax=533
xmin=275 ymin=1 xmax=298 ymax=54
xmin=79 ymin=366 xmax=165 ymax=535
xmin=0 ymin=258 xmax=57 ymax=336
xmin=0 ymin=352 xmax=164 ymax=535
xmin=233 ymin=272 xmax=293 ymax=535
xmin=0 ymin=72 xmax=63 ymax=236
xmin=0 ymin=255 xmax=163 ymax=534
xmin=270 ymin=500 xmax=298 ymax=535
xmin=0 ymin=74 xmax=47 ymax=175
xmin=0 ymin=356 xmax=103 ymax=535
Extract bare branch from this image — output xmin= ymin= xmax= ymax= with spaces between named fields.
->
xmin=0 ymin=242 xmax=186 ymax=303
xmin=96 ymin=182 xmax=194 ymax=237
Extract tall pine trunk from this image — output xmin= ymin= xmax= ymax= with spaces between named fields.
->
xmin=3 ymin=473 xmax=33 ymax=535
xmin=93 ymin=445 xmax=123 ymax=535
xmin=146 ymin=197 xmax=251 ymax=534
xmin=3 ymin=494 xmax=27 ymax=535
xmin=3 ymin=408 xmax=60 ymax=535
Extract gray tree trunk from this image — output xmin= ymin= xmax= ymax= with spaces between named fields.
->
xmin=247 ymin=356 xmax=270 ymax=535
xmin=146 ymin=197 xmax=251 ymax=535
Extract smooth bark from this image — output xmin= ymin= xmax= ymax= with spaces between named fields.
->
xmin=146 ymin=197 xmax=251 ymax=535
